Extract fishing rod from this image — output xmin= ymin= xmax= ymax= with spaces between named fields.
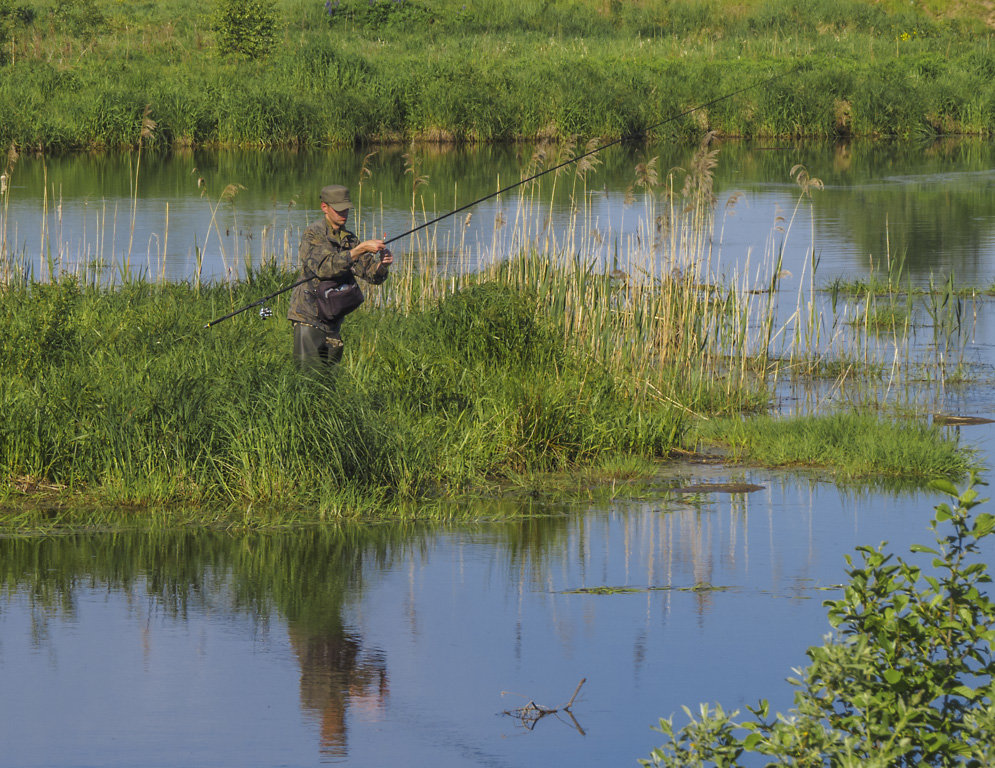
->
xmin=204 ymin=66 xmax=795 ymax=329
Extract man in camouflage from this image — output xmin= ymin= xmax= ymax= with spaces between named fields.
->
xmin=287 ymin=184 xmax=394 ymax=364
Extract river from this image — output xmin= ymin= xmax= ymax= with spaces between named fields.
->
xmin=2 ymin=139 xmax=995 ymax=767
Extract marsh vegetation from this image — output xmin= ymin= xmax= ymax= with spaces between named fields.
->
xmin=0 ymin=137 xmax=976 ymax=522
xmin=0 ymin=0 xmax=993 ymax=150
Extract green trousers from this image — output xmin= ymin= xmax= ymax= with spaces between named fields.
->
xmin=292 ymin=321 xmax=344 ymax=366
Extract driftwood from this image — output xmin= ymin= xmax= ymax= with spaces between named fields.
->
xmin=501 ymin=678 xmax=587 ymax=734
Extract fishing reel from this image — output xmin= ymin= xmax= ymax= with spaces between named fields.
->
xmin=259 ymin=305 xmax=274 ymax=320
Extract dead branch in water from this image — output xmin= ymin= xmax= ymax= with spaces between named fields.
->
xmin=501 ymin=678 xmax=587 ymax=734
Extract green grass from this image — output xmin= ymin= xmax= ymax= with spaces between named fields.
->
xmin=0 ymin=0 xmax=993 ymax=150
xmin=691 ymin=411 xmax=971 ymax=482
xmin=0 ymin=270 xmax=695 ymax=515
xmin=0 ymin=265 xmax=972 ymax=523
xmin=847 ymin=301 xmax=913 ymax=334
xmin=0 ymin=147 xmax=977 ymax=525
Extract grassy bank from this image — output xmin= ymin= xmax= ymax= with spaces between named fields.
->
xmin=692 ymin=412 xmax=971 ymax=482
xmin=0 ymin=0 xmax=993 ymax=151
xmin=0 ymin=269 xmax=710 ymax=516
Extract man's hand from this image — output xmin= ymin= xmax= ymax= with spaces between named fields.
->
xmin=378 ymin=248 xmax=394 ymax=266
xmin=351 ymin=239 xmax=386 ymax=260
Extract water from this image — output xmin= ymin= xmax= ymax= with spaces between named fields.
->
xmin=3 ymin=475 xmax=985 ymax=768
xmin=4 ymin=138 xmax=995 ymax=285
xmin=3 ymin=140 xmax=995 ymax=767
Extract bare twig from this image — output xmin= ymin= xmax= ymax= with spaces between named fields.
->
xmin=501 ymin=678 xmax=587 ymax=733
xmin=564 ymin=678 xmax=586 ymax=710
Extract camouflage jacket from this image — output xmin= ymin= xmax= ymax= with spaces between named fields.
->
xmin=287 ymin=218 xmax=390 ymax=327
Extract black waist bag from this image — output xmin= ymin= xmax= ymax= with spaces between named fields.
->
xmin=314 ymin=279 xmax=364 ymax=323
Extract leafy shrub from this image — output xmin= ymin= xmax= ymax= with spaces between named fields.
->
xmin=324 ymin=0 xmax=434 ymax=31
xmin=0 ymin=4 xmax=10 ymax=57
xmin=0 ymin=0 xmax=34 ymax=59
xmin=212 ymin=0 xmax=278 ymax=59
xmin=51 ymin=0 xmax=103 ymax=39
xmin=0 ymin=0 xmax=32 ymax=25
xmin=643 ymin=475 xmax=995 ymax=768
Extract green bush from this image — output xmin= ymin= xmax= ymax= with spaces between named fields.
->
xmin=0 ymin=0 xmax=33 ymax=61
xmin=0 ymin=4 xmax=11 ymax=58
xmin=212 ymin=0 xmax=278 ymax=59
xmin=324 ymin=0 xmax=435 ymax=31
xmin=51 ymin=0 xmax=103 ymax=39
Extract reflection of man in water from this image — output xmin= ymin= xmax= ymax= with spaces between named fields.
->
xmin=287 ymin=623 xmax=388 ymax=757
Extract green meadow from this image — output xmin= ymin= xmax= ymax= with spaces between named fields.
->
xmin=0 ymin=0 xmax=993 ymax=150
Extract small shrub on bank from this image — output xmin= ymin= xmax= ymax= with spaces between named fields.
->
xmin=0 ymin=0 xmax=33 ymax=61
xmin=212 ymin=0 xmax=278 ymax=59
xmin=51 ymin=0 xmax=103 ymax=39
xmin=324 ymin=0 xmax=435 ymax=30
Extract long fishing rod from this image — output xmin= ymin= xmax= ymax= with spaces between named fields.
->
xmin=204 ymin=66 xmax=795 ymax=329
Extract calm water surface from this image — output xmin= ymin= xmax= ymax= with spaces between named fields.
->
xmin=4 ymin=138 xmax=995 ymax=285
xmin=3 ymin=462 xmax=995 ymax=767
xmin=3 ymin=140 xmax=995 ymax=767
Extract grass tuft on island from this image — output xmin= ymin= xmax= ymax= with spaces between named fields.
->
xmin=691 ymin=412 xmax=971 ymax=483
xmin=0 ymin=259 xmax=973 ymax=527
xmin=0 ymin=269 xmax=691 ymax=520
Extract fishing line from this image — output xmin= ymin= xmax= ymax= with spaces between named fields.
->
xmin=204 ymin=65 xmax=797 ymax=329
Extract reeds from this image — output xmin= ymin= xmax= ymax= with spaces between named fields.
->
xmin=0 ymin=144 xmax=975 ymax=512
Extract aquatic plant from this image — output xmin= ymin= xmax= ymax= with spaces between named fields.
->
xmin=642 ymin=474 xmax=995 ymax=767
xmin=692 ymin=412 xmax=969 ymax=484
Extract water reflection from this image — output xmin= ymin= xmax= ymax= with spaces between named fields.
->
xmin=2 ymin=471 xmax=993 ymax=767
xmin=289 ymin=624 xmax=388 ymax=758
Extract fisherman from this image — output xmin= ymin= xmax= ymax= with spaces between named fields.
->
xmin=287 ymin=184 xmax=394 ymax=365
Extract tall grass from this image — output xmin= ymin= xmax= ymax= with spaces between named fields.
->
xmin=0 ymin=0 xmax=992 ymax=151
xmin=0 ymin=139 xmax=973 ymax=514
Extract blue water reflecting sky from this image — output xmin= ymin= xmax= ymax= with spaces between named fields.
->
xmin=3 ymin=140 xmax=994 ymax=285
xmin=4 ymin=458 xmax=994 ymax=766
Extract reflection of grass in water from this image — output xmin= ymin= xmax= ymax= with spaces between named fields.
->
xmin=562 ymin=584 xmax=733 ymax=595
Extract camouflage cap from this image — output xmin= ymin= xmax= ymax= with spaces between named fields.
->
xmin=320 ymin=184 xmax=353 ymax=211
